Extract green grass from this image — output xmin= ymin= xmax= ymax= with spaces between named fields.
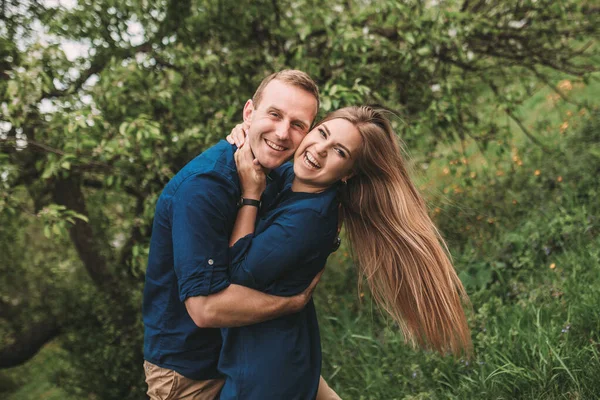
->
xmin=316 ymin=76 xmax=600 ymax=399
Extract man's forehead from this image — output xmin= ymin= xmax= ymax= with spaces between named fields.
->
xmin=260 ymin=83 xmax=317 ymax=122
xmin=261 ymin=80 xmax=302 ymax=100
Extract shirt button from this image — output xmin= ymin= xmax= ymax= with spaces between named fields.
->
xmin=208 ymin=259 xmax=214 ymax=265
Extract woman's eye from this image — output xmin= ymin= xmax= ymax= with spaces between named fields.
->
xmin=319 ymin=128 xmax=326 ymax=138
xmin=335 ymin=148 xmax=346 ymax=158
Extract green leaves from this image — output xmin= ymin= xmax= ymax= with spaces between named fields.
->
xmin=38 ymin=204 xmax=89 ymax=239
xmin=1 ymin=0 xmax=599 ymax=398
xmin=319 ymin=80 xmax=371 ymax=113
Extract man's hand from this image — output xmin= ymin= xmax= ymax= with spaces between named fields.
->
xmin=290 ymin=269 xmax=324 ymax=312
xmin=226 ymin=123 xmax=247 ymax=148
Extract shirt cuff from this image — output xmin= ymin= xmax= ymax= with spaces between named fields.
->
xmin=178 ymin=267 xmax=231 ymax=302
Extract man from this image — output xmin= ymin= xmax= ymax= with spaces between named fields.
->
xmin=143 ymin=70 xmax=321 ymax=399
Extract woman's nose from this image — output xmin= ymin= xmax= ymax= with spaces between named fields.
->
xmin=314 ymin=142 xmax=328 ymax=157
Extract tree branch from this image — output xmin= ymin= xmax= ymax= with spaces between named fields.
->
xmin=42 ymin=42 xmax=153 ymax=99
xmin=0 ymin=318 xmax=62 ymax=369
xmin=1 ymin=137 xmax=114 ymax=172
xmin=82 ymin=178 xmax=143 ymax=200
xmin=52 ymin=175 xmax=119 ymax=296
xmin=486 ymin=80 xmax=555 ymax=154
xmin=529 ymin=66 xmax=583 ymax=107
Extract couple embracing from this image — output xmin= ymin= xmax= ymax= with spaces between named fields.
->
xmin=142 ymin=70 xmax=471 ymax=399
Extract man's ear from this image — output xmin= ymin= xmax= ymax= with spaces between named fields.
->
xmin=242 ymin=99 xmax=254 ymax=130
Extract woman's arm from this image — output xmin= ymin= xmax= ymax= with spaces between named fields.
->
xmin=229 ymin=207 xmax=333 ymax=290
xmin=229 ymin=140 xmax=266 ymax=246
xmin=229 ymin=204 xmax=259 ymax=247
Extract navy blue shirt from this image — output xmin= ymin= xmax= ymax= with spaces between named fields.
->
xmin=218 ymin=164 xmax=340 ymax=399
xmin=143 ymin=140 xmax=283 ymax=380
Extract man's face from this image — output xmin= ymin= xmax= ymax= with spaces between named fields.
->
xmin=243 ymin=80 xmax=318 ymax=170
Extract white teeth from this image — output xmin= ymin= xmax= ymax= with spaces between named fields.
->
xmin=304 ymin=151 xmax=321 ymax=169
xmin=265 ymin=139 xmax=285 ymax=151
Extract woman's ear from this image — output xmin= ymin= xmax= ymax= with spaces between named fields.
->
xmin=341 ymin=171 xmax=356 ymax=184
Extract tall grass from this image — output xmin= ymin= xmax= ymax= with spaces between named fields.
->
xmin=318 ymin=79 xmax=600 ymax=399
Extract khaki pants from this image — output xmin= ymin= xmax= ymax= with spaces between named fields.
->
xmin=144 ymin=360 xmax=225 ymax=400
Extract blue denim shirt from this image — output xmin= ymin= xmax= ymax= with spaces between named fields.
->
xmin=219 ymin=163 xmax=340 ymax=399
xmin=143 ymin=140 xmax=283 ymax=380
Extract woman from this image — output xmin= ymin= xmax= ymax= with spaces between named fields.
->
xmin=219 ymin=106 xmax=471 ymax=399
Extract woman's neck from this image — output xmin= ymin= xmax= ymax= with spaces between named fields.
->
xmin=291 ymin=177 xmax=327 ymax=194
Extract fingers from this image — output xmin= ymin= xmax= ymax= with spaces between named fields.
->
xmin=239 ymin=137 xmax=253 ymax=160
xmin=307 ymin=269 xmax=324 ymax=294
xmin=227 ymin=123 xmax=246 ymax=147
xmin=234 ymin=124 xmax=246 ymax=148
xmin=235 ymin=141 xmax=253 ymax=169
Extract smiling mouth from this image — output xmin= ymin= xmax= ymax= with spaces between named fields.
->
xmin=303 ymin=151 xmax=321 ymax=169
xmin=265 ymin=139 xmax=287 ymax=152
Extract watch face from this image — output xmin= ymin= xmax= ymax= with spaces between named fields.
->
xmin=332 ymin=236 xmax=342 ymax=252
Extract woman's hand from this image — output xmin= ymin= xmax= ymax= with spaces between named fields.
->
xmin=226 ymin=123 xmax=247 ymax=148
xmin=234 ymin=140 xmax=266 ymax=200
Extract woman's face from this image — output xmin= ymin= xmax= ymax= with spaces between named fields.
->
xmin=293 ymin=118 xmax=363 ymax=192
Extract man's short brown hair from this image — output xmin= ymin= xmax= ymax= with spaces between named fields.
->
xmin=252 ymin=70 xmax=320 ymax=114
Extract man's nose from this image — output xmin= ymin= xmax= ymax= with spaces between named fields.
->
xmin=274 ymin=122 xmax=290 ymax=141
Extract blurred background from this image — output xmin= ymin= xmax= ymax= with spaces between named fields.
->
xmin=1 ymin=0 xmax=599 ymax=398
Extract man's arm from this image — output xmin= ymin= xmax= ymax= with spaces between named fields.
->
xmin=172 ymin=173 xmax=321 ymax=329
xmin=185 ymin=270 xmax=323 ymax=328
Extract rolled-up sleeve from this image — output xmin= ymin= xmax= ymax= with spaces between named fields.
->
xmin=171 ymin=172 xmax=236 ymax=301
xmin=229 ymin=209 xmax=329 ymax=290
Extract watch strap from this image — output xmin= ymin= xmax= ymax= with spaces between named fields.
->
xmin=238 ymin=197 xmax=261 ymax=208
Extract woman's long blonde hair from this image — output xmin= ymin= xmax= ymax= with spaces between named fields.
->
xmin=322 ymin=106 xmax=472 ymax=356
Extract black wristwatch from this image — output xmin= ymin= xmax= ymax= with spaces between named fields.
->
xmin=332 ymin=236 xmax=342 ymax=252
xmin=237 ymin=197 xmax=262 ymax=209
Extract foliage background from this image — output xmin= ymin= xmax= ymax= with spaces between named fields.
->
xmin=1 ymin=0 xmax=599 ymax=398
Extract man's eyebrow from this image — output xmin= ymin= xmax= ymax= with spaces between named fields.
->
xmin=267 ymin=105 xmax=309 ymax=130
xmin=292 ymin=118 xmax=309 ymax=130
xmin=267 ymin=106 xmax=283 ymax=114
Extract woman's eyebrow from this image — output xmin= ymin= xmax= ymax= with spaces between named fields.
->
xmin=323 ymin=123 xmax=353 ymax=158
xmin=337 ymin=143 xmax=353 ymax=158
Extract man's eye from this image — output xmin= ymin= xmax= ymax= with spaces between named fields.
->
xmin=270 ymin=112 xmax=279 ymax=117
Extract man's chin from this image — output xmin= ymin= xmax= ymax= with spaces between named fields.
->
xmin=256 ymin=151 xmax=292 ymax=170
xmin=260 ymin=161 xmax=281 ymax=170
